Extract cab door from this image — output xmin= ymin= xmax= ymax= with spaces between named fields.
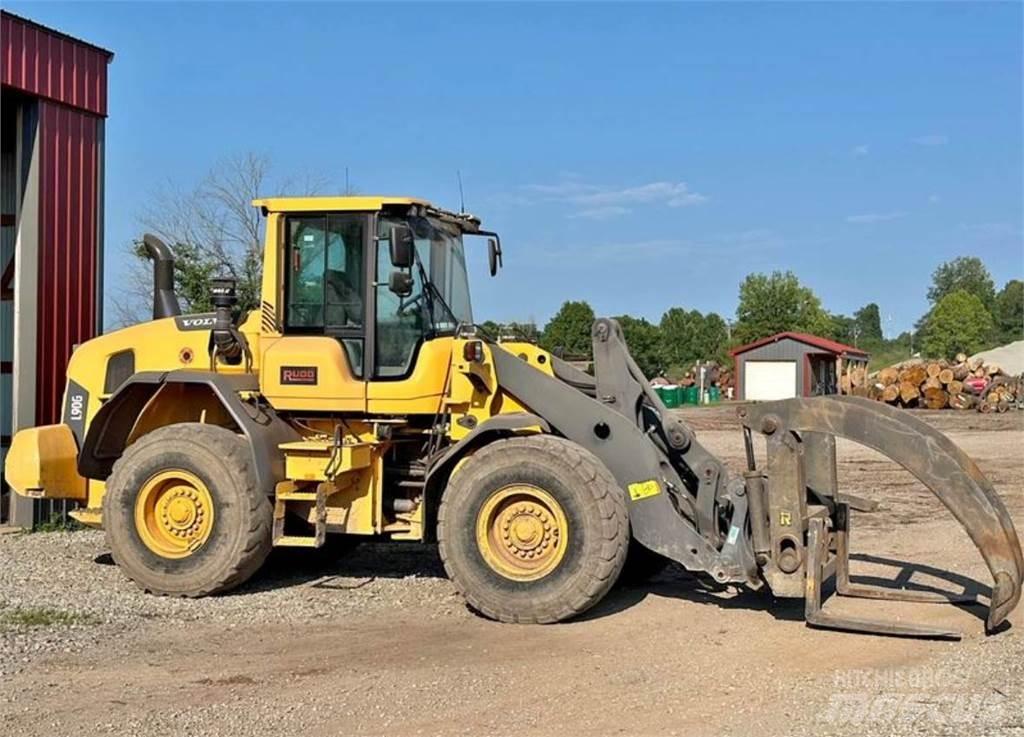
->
xmin=260 ymin=213 xmax=369 ymax=412
xmin=365 ymin=218 xmax=454 ymax=415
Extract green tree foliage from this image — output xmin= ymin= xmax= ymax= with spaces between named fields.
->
xmin=113 ymin=152 xmax=325 ymax=327
xmin=479 ymin=320 xmax=502 ymax=338
xmin=540 ymin=300 xmax=596 ymax=358
xmin=829 ymin=303 xmax=884 ymax=348
xmin=506 ymin=321 xmax=542 ymax=343
xmin=615 ymin=315 xmax=662 ymax=378
xmin=658 ymin=307 xmax=729 ymax=374
xmin=920 ymin=290 xmax=995 ymax=359
xmin=734 ymin=271 xmax=832 ymax=344
xmin=479 ymin=320 xmax=540 ymax=342
xmin=131 ymin=239 xmax=223 ymax=314
xmin=853 ymin=302 xmax=883 ymax=344
xmin=659 ymin=308 xmax=702 ymax=369
xmin=994 ymin=279 xmax=1024 ymax=343
xmin=927 ymin=257 xmax=996 ymax=308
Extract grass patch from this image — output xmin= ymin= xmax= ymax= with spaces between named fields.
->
xmin=0 ymin=606 xmax=97 ymax=628
xmin=32 ymin=517 xmax=83 ymax=533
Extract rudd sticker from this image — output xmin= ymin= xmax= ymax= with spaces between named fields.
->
xmin=280 ymin=366 xmax=318 ymax=385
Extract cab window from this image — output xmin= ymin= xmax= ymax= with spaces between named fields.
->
xmin=285 ymin=214 xmax=365 ymax=374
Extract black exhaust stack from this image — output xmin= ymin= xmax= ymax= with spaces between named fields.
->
xmin=142 ymin=233 xmax=181 ymax=319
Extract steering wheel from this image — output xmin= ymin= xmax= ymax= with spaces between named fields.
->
xmin=397 ymin=292 xmax=426 ymax=317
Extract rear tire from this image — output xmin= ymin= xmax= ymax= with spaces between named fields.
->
xmin=103 ymin=423 xmax=272 ymax=596
xmin=438 ymin=435 xmax=629 ymax=623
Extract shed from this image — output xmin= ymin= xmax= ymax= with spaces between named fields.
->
xmin=1 ymin=11 xmax=112 ymax=527
xmin=730 ymin=332 xmax=869 ymax=401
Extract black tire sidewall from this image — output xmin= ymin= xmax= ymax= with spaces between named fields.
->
xmin=440 ymin=438 xmax=627 ymax=621
xmin=104 ymin=427 xmax=264 ymax=595
xmin=453 ymin=461 xmax=590 ymax=600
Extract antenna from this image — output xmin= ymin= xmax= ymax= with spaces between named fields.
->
xmin=457 ymin=170 xmax=465 ymax=214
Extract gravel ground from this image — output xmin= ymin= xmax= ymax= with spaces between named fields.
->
xmin=0 ymin=406 xmax=1021 ymax=736
xmin=0 ymin=532 xmax=465 ymax=678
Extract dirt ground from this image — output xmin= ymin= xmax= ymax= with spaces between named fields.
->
xmin=1 ymin=406 xmax=1022 ymax=737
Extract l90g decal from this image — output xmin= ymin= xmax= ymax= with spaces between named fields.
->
xmin=63 ymin=379 xmax=89 ymax=446
xmin=280 ymin=366 xmax=318 ymax=385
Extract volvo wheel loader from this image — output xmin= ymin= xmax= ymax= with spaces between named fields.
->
xmin=6 ymin=196 xmax=1022 ymax=637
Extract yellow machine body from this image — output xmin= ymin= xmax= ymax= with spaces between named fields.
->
xmin=5 ymin=195 xmax=526 ymax=543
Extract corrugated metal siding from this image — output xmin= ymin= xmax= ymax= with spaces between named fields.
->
xmin=737 ymin=338 xmax=815 ymax=401
xmin=1 ymin=12 xmax=111 ymax=117
xmin=35 ymin=99 xmax=99 ymax=425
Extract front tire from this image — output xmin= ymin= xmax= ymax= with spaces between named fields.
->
xmin=438 ymin=436 xmax=629 ymax=623
xmin=103 ymin=423 xmax=272 ymax=596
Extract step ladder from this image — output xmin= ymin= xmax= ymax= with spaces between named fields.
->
xmin=272 ymin=484 xmax=327 ymax=548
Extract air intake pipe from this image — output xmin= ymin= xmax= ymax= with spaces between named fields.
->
xmin=210 ymin=277 xmax=246 ymax=366
xmin=142 ymin=234 xmax=181 ymax=319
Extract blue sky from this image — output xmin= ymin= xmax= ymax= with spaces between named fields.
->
xmin=6 ymin=1 xmax=1023 ymax=335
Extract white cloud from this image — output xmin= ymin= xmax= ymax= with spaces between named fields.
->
xmin=845 ymin=211 xmax=907 ymax=224
xmin=852 ymin=144 xmax=870 ymax=157
xmin=523 ymin=178 xmax=708 ymax=217
xmin=912 ymin=134 xmax=949 ymax=146
xmin=568 ymin=206 xmax=631 ymax=220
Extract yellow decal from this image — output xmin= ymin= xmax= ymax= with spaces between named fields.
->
xmin=628 ymin=480 xmax=661 ymax=501
xmin=779 ymin=511 xmax=792 ymax=526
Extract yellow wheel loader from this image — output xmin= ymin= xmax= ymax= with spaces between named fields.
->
xmin=6 ymin=196 xmax=1022 ymax=637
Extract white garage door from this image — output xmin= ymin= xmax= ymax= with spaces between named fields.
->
xmin=745 ymin=361 xmax=797 ymax=401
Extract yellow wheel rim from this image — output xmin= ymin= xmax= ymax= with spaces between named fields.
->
xmin=134 ymin=470 xmax=215 ymax=559
xmin=476 ymin=485 xmax=568 ymax=582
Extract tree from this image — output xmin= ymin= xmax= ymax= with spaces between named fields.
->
xmin=540 ymin=300 xmax=595 ymax=358
xmin=829 ymin=303 xmax=884 ymax=348
xmin=699 ymin=312 xmax=730 ymax=363
xmin=853 ymin=303 xmax=883 ymax=344
xmin=920 ymin=290 xmax=995 ymax=359
xmin=994 ymin=279 xmax=1024 ymax=344
xmin=658 ymin=307 xmax=703 ymax=370
xmin=927 ymin=257 xmax=996 ymax=309
xmin=479 ymin=320 xmax=502 ymax=338
xmin=112 ymin=152 xmax=327 ymax=326
xmin=615 ymin=315 xmax=662 ymax=378
xmin=733 ymin=271 xmax=832 ymax=344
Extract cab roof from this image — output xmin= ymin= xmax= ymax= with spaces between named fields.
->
xmin=252 ymin=195 xmax=430 ymax=213
xmin=251 ymin=196 xmax=483 ymax=231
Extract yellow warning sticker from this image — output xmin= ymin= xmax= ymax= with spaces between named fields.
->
xmin=628 ymin=480 xmax=661 ymax=501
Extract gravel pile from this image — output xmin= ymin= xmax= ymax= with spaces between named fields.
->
xmin=0 ymin=530 xmax=467 ymax=677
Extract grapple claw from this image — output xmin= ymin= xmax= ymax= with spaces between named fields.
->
xmin=740 ymin=396 xmax=1024 ymax=637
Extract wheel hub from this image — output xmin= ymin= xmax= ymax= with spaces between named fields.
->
xmin=477 ymin=486 xmax=568 ymax=581
xmin=134 ymin=470 xmax=214 ymax=558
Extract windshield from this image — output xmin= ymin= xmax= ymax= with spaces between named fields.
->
xmin=378 ymin=215 xmax=474 ymax=332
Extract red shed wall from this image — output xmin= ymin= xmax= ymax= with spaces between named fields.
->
xmin=1 ymin=12 xmax=109 ymax=116
xmin=34 ymin=100 xmax=101 ymax=425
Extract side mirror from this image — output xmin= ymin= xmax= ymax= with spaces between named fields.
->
xmin=390 ymin=225 xmax=415 ymax=269
xmin=388 ymin=270 xmax=413 ymax=297
xmin=487 ymin=236 xmax=503 ymax=276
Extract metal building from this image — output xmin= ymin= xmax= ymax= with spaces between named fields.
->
xmin=1 ymin=11 xmax=112 ymax=526
xmin=730 ymin=331 xmax=869 ymax=401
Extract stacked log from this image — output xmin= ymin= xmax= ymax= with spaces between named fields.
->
xmin=861 ymin=357 xmax=1021 ymax=411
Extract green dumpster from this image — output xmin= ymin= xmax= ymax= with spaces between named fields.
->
xmin=708 ymin=386 xmax=721 ymax=403
xmin=660 ymin=384 xmax=681 ymax=408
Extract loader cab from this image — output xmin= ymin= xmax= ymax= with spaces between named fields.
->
xmin=254 ymin=197 xmax=487 ymax=414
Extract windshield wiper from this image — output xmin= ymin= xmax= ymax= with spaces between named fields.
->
xmin=412 ymin=251 xmax=460 ymax=333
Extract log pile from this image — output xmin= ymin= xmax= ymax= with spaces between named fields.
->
xmin=861 ymin=353 xmax=1021 ymax=411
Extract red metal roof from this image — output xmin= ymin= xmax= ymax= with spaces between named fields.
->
xmin=1 ymin=10 xmax=113 ymax=117
xmin=730 ymin=331 xmax=869 ymax=358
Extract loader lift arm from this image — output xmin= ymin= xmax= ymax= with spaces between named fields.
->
xmin=491 ymin=319 xmax=1023 ymax=637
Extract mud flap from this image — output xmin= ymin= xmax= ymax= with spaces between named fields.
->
xmin=741 ymin=396 xmax=1023 ymax=633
